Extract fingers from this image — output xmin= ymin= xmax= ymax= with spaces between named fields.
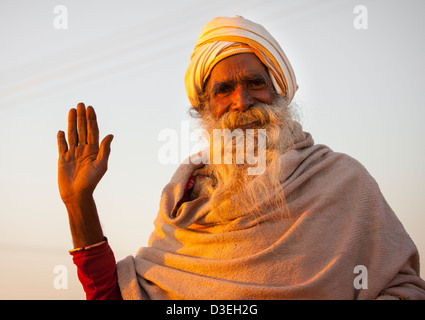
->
xmin=57 ymin=130 xmax=68 ymax=155
xmin=68 ymin=108 xmax=78 ymax=148
xmin=86 ymin=106 xmax=99 ymax=145
xmin=66 ymin=102 xmax=107 ymax=151
xmin=77 ymin=103 xmax=87 ymax=145
xmin=96 ymin=134 xmax=114 ymax=167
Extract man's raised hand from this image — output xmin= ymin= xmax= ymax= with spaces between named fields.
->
xmin=57 ymin=103 xmax=113 ymax=204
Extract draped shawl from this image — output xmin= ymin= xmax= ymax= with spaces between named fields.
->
xmin=117 ymin=129 xmax=425 ymax=300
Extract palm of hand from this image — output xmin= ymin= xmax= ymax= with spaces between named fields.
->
xmin=57 ymin=103 xmax=113 ymax=203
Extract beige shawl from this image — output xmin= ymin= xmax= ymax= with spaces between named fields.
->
xmin=117 ymin=130 xmax=425 ymax=300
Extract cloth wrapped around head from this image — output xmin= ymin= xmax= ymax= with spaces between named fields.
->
xmin=184 ymin=15 xmax=298 ymax=108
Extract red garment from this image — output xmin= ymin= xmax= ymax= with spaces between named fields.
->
xmin=70 ymin=239 xmax=122 ymax=300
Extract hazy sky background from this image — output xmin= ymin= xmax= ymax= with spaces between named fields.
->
xmin=1 ymin=0 xmax=424 ymax=299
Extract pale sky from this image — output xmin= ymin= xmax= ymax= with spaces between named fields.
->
xmin=1 ymin=0 xmax=424 ymax=299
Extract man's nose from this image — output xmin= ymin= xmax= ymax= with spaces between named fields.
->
xmin=229 ymin=85 xmax=254 ymax=112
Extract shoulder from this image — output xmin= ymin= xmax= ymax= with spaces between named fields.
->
xmin=284 ymin=143 xmax=383 ymax=206
xmin=305 ymin=147 xmax=392 ymax=222
xmin=316 ymin=147 xmax=381 ymax=196
xmin=284 ymin=142 xmax=374 ymax=187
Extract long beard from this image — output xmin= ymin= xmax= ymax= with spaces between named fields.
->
xmin=199 ymin=96 xmax=296 ymax=220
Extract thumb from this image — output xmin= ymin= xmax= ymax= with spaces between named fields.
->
xmin=97 ymin=134 xmax=114 ymax=167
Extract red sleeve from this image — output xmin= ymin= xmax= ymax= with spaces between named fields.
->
xmin=70 ymin=239 xmax=122 ymax=300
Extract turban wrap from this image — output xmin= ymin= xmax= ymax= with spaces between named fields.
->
xmin=184 ymin=16 xmax=298 ymax=108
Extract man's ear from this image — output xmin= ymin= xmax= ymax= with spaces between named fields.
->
xmin=188 ymin=106 xmax=203 ymax=119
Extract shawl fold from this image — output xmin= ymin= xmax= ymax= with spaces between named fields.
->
xmin=117 ymin=131 xmax=425 ymax=300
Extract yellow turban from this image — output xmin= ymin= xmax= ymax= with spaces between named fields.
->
xmin=184 ymin=16 xmax=298 ymax=107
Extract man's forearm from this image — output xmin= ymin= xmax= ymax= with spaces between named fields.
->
xmin=65 ymin=194 xmax=104 ymax=249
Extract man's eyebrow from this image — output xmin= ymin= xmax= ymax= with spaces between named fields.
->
xmin=242 ymin=73 xmax=269 ymax=82
xmin=209 ymin=74 xmax=269 ymax=94
xmin=210 ymin=80 xmax=236 ymax=95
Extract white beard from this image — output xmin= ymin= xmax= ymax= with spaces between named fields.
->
xmin=198 ymin=96 xmax=298 ymax=219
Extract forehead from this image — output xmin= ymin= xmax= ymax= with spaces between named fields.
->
xmin=208 ymin=53 xmax=270 ymax=84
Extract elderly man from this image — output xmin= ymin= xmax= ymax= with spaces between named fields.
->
xmin=57 ymin=16 xmax=425 ymax=300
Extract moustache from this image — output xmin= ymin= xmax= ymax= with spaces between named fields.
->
xmin=217 ymin=104 xmax=278 ymax=131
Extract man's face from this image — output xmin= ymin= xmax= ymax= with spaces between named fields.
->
xmin=204 ymin=53 xmax=276 ymax=122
